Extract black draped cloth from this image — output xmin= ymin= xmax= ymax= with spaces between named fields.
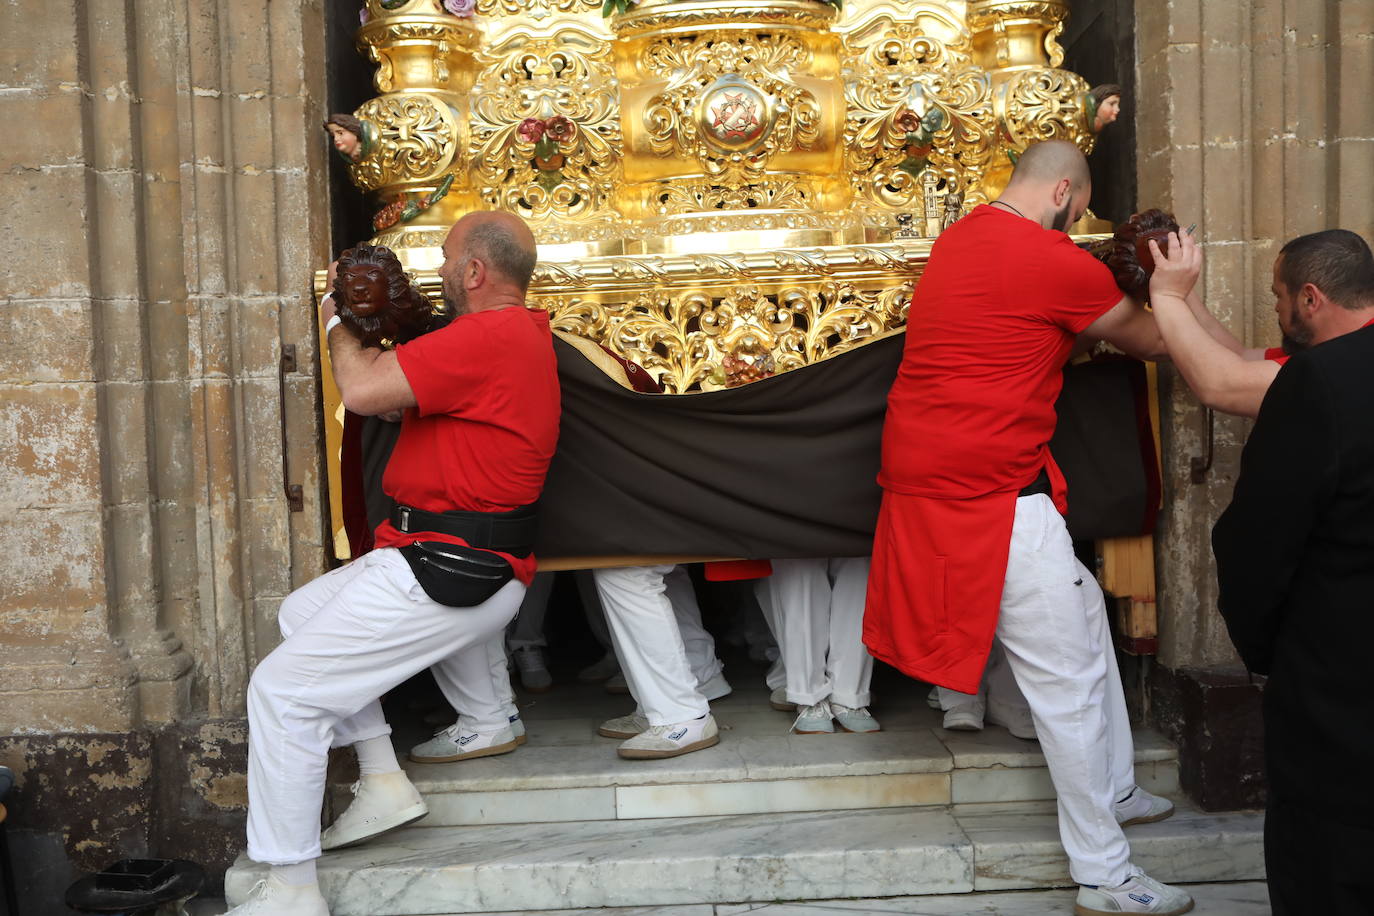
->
xmin=354 ymin=334 xmax=1159 ymax=563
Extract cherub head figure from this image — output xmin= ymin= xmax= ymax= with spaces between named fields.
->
xmin=1090 ymin=84 xmax=1123 ymax=133
xmin=332 ymin=244 xmax=449 ymax=348
xmin=324 ymin=113 xmax=368 ymax=162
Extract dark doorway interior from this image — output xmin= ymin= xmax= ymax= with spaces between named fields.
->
xmin=325 ymin=6 xmax=378 ymax=254
xmin=1063 ymin=0 xmax=1138 ymax=225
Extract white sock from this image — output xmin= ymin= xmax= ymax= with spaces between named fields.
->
xmin=354 ymin=735 xmax=401 ymax=776
xmin=272 ymin=858 xmax=317 ymax=887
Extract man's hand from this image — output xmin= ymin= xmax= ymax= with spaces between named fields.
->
xmin=1148 ymin=231 xmax=1202 ymax=302
xmin=321 ymin=259 xmax=340 ymax=323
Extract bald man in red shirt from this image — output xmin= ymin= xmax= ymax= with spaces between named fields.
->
xmin=866 ymin=141 xmax=1196 ymax=915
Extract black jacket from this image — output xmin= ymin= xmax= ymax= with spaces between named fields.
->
xmin=1213 ymin=322 xmax=1374 ymax=815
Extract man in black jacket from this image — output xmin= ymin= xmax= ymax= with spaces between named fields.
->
xmin=1210 ymin=229 xmax=1374 ymax=915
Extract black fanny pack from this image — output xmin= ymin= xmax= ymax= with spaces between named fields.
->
xmin=392 ymin=503 xmax=537 ymax=608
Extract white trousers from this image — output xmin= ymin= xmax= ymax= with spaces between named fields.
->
xmin=507 ymin=570 xmax=610 ymax=650
xmin=593 ymin=564 xmax=713 ymax=725
xmin=995 ymin=495 xmax=1137 ymax=886
xmin=756 ymin=584 xmax=787 ymax=691
xmin=429 ymin=629 xmax=516 ymax=733
xmin=760 ymin=558 xmax=874 ymax=708
xmin=245 ymin=548 xmax=524 ymax=864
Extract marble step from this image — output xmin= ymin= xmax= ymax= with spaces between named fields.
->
xmin=226 ymin=800 xmax=1264 ymax=915
xmin=388 ymin=723 xmax=1178 ymax=826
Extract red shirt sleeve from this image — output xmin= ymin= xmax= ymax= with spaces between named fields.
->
xmin=1264 ymin=346 xmax=1290 ymax=365
xmin=394 ymin=319 xmax=489 ymax=418
xmin=1033 ymin=235 xmax=1125 ymax=334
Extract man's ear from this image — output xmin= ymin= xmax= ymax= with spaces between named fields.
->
xmin=465 ymin=257 xmax=487 ymax=291
xmin=1301 ymin=282 xmax=1325 ymax=317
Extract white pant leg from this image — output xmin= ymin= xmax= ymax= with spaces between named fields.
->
xmin=826 ymin=557 xmax=874 ymax=708
xmin=770 ymin=558 xmax=832 ymax=706
xmin=664 ymin=566 xmax=724 ymax=686
xmin=246 ymin=548 xmax=523 ymax=865
xmin=507 ymin=571 xmax=554 ymax=649
xmin=593 ymin=564 xmax=707 ymax=725
xmin=429 ymin=631 xmax=512 ymax=732
xmin=994 ymin=495 xmax=1134 ymax=887
xmin=985 ymin=636 xmax=1033 ymax=722
xmin=753 ymin=579 xmax=788 ymax=691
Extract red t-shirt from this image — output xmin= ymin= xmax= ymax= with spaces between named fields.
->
xmin=371 ymin=306 xmax=560 ymax=585
xmin=1264 ymin=346 xmax=1290 ymax=366
xmin=879 ymin=205 xmax=1123 ymax=498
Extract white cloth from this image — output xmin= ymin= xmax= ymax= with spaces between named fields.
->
xmin=428 ymin=629 xmax=515 ymax=733
xmin=246 ymin=547 xmax=524 ymax=865
xmin=593 ymin=564 xmax=710 ymax=725
xmin=764 ymin=557 xmax=874 ymax=708
xmin=754 ymin=579 xmax=788 ymax=691
xmin=994 ymin=494 xmax=1137 ymax=887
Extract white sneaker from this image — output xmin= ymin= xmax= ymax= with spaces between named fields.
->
xmin=941 ymin=695 xmax=986 ymax=731
xmin=618 ymin=714 xmax=719 ymax=759
xmin=603 ymin=672 xmax=630 ymax=694
xmin=832 ymin=702 xmax=881 ymax=733
xmin=598 ymin=711 xmax=649 ymax=739
xmin=792 ymin=700 xmax=835 ymax=734
xmin=225 ymin=873 xmax=329 ymax=915
xmin=987 ymin=700 xmax=1037 ymax=740
xmin=577 ymin=651 xmax=620 ymax=683
xmin=320 ymin=771 xmax=428 ymax=850
xmin=769 ymin=687 xmax=796 ymax=712
xmin=1075 ymin=871 xmax=1194 ymax=915
xmin=1114 ymin=786 xmax=1175 ymax=827
xmin=512 ymin=646 xmax=552 ymax=692
xmin=925 ymin=686 xmax=942 ymax=710
xmin=408 ymin=723 xmax=519 ymax=764
xmin=698 ymin=671 xmax=733 ymax=701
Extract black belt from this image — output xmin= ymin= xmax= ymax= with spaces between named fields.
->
xmin=391 ymin=503 xmax=538 ymax=556
xmin=1018 ymin=468 xmax=1051 ymax=498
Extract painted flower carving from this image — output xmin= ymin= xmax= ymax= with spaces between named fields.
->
xmin=517 ymin=118 xmax=546 ymax=144
xmin=545 ymin=116 xmax=577 ymax=143
xmin=442 ymin=0 xmax=476 ymax=17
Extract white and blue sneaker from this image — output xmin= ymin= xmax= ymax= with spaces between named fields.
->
xmin=1114 ymin=786 xmax=1175 ymax=826
xmin=598 ymin=710 xmax=649 ymax=739
xmin=408 ymin=722 xmax=519 ymax=763
xmin=509 ymin=712 xmax=527 ymax=746
xmin=617 ymin=714 xmax=719 ymax=759
xmin=832 ymin=702 xmax=881 ymax=733
xmin=1075 ymin=871 xmax=1193 ymax=915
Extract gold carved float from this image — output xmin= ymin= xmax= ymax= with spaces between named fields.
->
xmin=328 ymin=0 xmax=1102 ymax=396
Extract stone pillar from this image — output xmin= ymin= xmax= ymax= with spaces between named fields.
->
xmin=1135 ymin=0 xmax=1374 ymax=808
xmin=0 ymin=0 xmax=331 ymax=902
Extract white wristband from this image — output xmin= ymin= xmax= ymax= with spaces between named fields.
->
xmin=324 ymin=314 xmax=342 ymax=335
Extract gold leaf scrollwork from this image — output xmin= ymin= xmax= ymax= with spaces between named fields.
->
xmin=349 ymin=93 xmax=459 ymax=191
xmin=1000 ymin=67 xmax=1092 ymax=150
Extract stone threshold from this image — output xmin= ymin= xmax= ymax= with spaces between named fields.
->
xmin=225 ymin=800 xmax=1264 ymax=915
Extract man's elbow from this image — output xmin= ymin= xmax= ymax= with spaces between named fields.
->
xmin=339 ymin=380 xmax=389 ymax=417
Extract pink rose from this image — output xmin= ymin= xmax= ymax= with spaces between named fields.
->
xmin=359 ymin=5 xmax=370 ymax=24
xmin=443 ymin=0 xmax=475 ymax=16
xmin=545 ymin=115 xmax=578 ymax=143
xmin=517 ymin=118 xmax=545 ymax=143
xmin=895 ymin=109 xmax=920 ymax=134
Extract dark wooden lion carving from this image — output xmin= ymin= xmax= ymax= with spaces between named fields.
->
xmin=332 ymin=244 xmax=449 ymax=349
xmin=1095 ymin=208 xmax=1180 ymax=302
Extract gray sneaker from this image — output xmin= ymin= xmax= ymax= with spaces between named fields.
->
xmin=598 ymin=711 xmax=649 ymax=739
xmin=409 ymin=723 xmax=519 ymax=763
xmin=1075 ymin=871 xmax=1193 ymax=915
xmin=832 ymin=702 xmax=881 ymax=733
xmin=1114 ymin=787 xmax=1175 ymax=827
xmin=791 ymin=700 xmax=834 ymax=734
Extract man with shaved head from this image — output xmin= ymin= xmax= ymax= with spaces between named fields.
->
xmin=228 ymin=212 xmax=559 ymax=915
xmin=865 ymin=141 xmax=1197 ymax=914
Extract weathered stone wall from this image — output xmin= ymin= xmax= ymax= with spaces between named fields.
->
xmin=1137 ymin=0 xmax=1374 ymax=670
xmin=0 ymin=0 xmax=331 ymax=908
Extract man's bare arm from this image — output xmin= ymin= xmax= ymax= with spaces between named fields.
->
xmin=1150 ymin=292 xmax=1279 ymax=417
xmin=1081 ymin=294 xmax=1169 ymax=362
xmin=321 ymin=293 xmax=418 ymax=416
xmin=1182 ymin=287 xmax=1268 ymax=361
